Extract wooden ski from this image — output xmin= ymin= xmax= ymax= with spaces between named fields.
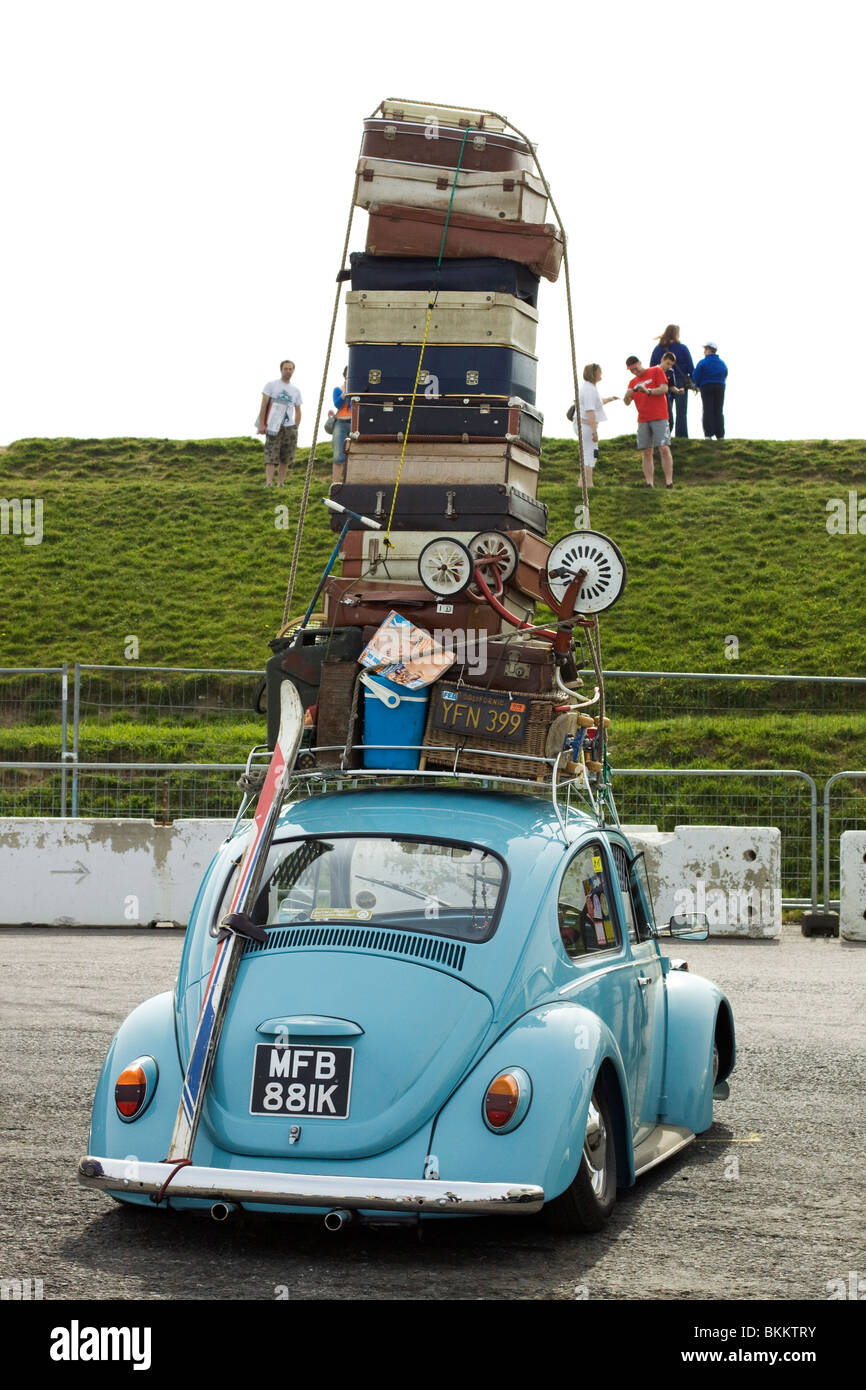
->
xmin=165 ymin=680 xmax=304 ymax=1162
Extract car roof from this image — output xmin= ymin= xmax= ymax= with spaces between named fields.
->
xmin=268 ymin=785 xmax=599 ymax=857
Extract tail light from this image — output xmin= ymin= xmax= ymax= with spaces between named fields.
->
xmin=482 ymin=1067 xmax=532 ymax=1133
xmin=114 ymin=1056 xmax=158 ymax=1122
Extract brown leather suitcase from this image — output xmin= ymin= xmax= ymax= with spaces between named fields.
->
xmin=501 ymin=529 xmax=552 ymax=601
xmin=365 ymin=203 xmax=564 ymax=282
xmin=454 ymin=635 xmax=556 ymax=694
xmin=323 ymin=575 xmax=536 ymax=634
xmin=360 ymin=119 xmax=533 ymax=174
xmin=334 ymin=440 xmax=540 ymax=494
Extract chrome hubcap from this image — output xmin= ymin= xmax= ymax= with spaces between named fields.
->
xmin=583 ymin=1097 xmax=608 ymax=1197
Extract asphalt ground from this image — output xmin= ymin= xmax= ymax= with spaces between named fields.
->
xmin=1 ymin=924 xmax=864 ymax=1307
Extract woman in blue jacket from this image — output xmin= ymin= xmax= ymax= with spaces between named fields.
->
xmin=649 ymin=325 xmax=694 ymax=438
xmin=692 ymin=342 xmax=728 ymax=440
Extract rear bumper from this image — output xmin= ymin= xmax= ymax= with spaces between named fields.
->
xmin=77 ymin=1156 xmax=545 ymax=1215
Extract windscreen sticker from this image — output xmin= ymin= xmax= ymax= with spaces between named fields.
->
xmin=310 ymin=908 xmax=373 ymax=921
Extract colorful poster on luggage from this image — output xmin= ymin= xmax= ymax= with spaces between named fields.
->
xmin=359 ymin=610 xmax=455 ymax=689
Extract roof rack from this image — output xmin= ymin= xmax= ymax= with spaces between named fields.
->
xmin=231 ymin=741 xmax=620 ymax=844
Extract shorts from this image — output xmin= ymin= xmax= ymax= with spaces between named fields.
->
xmin=264 ymin=425 xmax=298 ymax=469
xmin=636 ymin=419 xmax=671 ymax=449
xmin=580 ymin=427 xmax=598 ymax=468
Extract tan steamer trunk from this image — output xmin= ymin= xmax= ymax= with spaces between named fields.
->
xmin=344 ymin=290 xmax=538 ymax=355
xmin=354 ymin=158 xmax=548 ymax=225
xmin=334 ymin=439 xmax=540 ymax=494
xmin=377 ymin=101 xmax=509 ymax=133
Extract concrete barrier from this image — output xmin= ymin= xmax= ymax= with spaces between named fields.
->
xmin=0 ymin=818 xmax=234 ymax=926
xmin=839 ymin=831 xmax=866 ymax=941
xmin=0 ymin=816 xmax=783 ymax=936
xmin=622 ymin=824 xmax=782 ymax=938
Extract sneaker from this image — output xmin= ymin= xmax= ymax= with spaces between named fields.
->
xmin=666 ymin=483 xmax=674 ymax=489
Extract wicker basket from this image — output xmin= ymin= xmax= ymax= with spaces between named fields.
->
xmin=421 ymin=683 xmax=577 ymax=780
xmin=314 ymin=658 xmax=363 ymax=768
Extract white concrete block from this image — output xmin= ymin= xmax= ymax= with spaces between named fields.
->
xmin=839 ymin=831 xmax=866 ymax=941
xmin=621 ymin=823 xmax=782 ymax=938
xmin=0 ymin=818 xmax=234 ymax=926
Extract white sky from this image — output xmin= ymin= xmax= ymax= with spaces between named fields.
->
xmin=1 ymin=0 xmax=862 ymax=446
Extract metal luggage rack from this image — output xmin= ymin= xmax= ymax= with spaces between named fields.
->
xmin=233 ymin=741 xmax=619 ymax=842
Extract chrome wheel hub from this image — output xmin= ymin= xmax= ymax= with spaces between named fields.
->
xmin=583 ymin=1097 xmax=608 ymax=1197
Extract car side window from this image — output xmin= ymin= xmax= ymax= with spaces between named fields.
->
xmin=558 ymin=843 xmax=620 ymax=959
xmin=628 ymin=852 xmax=658 ymax=941
xmin=609 ymin=842 xmax=639 ymax=944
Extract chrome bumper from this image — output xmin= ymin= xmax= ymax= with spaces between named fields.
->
xmin=78 ymin=1156 xmax=545 ymax=1215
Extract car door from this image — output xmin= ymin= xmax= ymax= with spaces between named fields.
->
xmin=609 ymin=842 xmax=666 ymax=1142
xmin=555 ymin=839 xmax=644 ymax=1133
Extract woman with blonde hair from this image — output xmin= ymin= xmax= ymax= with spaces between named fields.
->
xmin=649 ymin=325 xmax=694 ymax=437
xmin=573 ymin=364 xmax=618 ymax=488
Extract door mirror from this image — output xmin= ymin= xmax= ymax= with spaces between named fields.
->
xmin=668 ymin=913 xmax=709 ymax=941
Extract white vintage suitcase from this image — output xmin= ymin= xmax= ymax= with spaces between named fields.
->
xmin=336 ymin=439 xmax=540 ymax=495
xmin=344 ymin=289 xmax=539 ymax=355
xmin=340 ymin=529 xmax=478 ymax=582
xmin=378 ymin=100 xmax=507 ymax=133
xmin=355 ymin=157 xmax=548 ymax=225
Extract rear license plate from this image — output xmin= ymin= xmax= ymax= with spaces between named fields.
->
xmin=431 ymin=686 xmax=528 ymax=741
xmin=249 ymin=1045 xmax=354 ymax=1118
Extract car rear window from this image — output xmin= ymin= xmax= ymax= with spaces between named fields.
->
xmin=241 ymin=835 xmax=506 ymax=943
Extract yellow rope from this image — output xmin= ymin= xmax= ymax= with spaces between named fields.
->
xmin=384 ymin=295 xmax=436 ymax=542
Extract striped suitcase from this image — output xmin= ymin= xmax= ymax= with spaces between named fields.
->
xmin=349 ymin=397 xmax=544 ymax=454
xmin=361 ymin=119 xmax=533 ymax=174
xmin=344 ymin=290 xmax=538 ymax=355
xmin=354 ymin=158 xmax=548 ymax=225
xmin=335 ymin=439 xmax=540 ymax=494
xmin=347 ymin=342 xmax=537 ymax=403
xmin=365 ymin=203 xmax=564 ymax=282
xmin=346 ymin=252 xmax=540 ymax=307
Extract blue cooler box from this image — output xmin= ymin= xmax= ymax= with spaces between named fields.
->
xmin=361 ymin=672 xmax=429 ymax=770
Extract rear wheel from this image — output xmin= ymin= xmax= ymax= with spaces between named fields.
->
xmin=543 ymin=1084 xmax=616 ymax=1232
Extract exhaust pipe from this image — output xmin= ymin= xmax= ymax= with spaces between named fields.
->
xmin=210 ymin=1201 xmax=238 ymax=1222
xmin=324 ymin=1208 xmax=353 ymax=1232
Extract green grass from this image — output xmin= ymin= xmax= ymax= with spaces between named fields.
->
xmin=2 ymin=433 xmax=865 ymax=778
xmin=2 ymin=433 xmax=865 ymax=672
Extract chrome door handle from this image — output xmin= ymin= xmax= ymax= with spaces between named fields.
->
xmin=636 ymin=974 xmax=651 ymax=988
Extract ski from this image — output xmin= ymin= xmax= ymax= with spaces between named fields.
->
xmin=166 ymin=679 xmax=304 ymax=1162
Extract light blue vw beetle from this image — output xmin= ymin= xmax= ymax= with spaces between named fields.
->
xmin=79 ymin=784 xmax=735 ymax=1231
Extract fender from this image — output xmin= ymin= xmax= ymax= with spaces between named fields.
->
xmin=662 ymin=971 xmax=735 ymax=1133
xmin=428 ymin=1001 xmax=635 ymax=1202
xmin=88 ymin=991 xmax=183 ymax=1167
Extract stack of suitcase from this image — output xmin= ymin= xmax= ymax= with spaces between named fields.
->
xmin=325 ymin=99 xmax=560 ymax=641
xmin=280 ymin=101 xmax=575 ymax=774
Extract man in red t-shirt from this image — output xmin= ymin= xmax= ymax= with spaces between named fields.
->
xmin=623 ymin=355 xmax=674 ymax=487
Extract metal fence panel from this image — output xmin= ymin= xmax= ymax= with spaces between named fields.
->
xmin=611 ymin=768 xmax=817 ymax=907
xmin=0 ymin=762 xmax=246 ymax=822
xmin=823 ymin=771 xmax=866 ymax=909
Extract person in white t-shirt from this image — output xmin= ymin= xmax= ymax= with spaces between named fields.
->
xmin=257 ymin=360 xmax=303 ymax=487
xmin=573 ymin=364 xmax=618 ymax=488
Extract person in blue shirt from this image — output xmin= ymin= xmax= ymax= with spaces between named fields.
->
xmin=692 ymin=342 xmax=729 ymax=440
xmin=649 ymin=325 xmax=694 ymax=437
